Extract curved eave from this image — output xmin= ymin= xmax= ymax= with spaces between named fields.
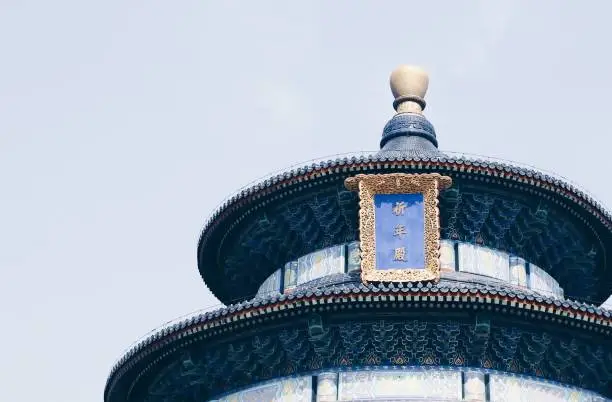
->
xmin=197 ymin=155 xmax=612 ymax=303
xmin=104 ymin=282 xmax=612 ymax=401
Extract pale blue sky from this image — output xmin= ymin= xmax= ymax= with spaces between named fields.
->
xmin=1 ymin=1 xmax=611 ymax=401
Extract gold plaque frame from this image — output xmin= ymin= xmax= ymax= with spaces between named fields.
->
xmin=345 ymin=173 xmax=452 ymax=283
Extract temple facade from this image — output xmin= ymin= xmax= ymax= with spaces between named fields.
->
xmin=105 ymin=66 xmax=612 ymax=401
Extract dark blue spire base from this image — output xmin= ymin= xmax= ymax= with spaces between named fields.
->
xmin=378 ymin=113 xmax=443 ymax=158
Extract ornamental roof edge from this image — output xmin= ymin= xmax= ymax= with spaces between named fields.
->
xmin=106 ymin=277 xmax=612 ymax=396
xmin=198 ymin=152 xmax=612 ymax=249
xmin=196 ymin=152 xmax=612 ymax=304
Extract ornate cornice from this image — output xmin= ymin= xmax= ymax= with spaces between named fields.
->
xmin=197 ymin=155 xmax=612 ymax=303
xmin=105 ymin=279 xmax=612 ymax=401
xmin=199 ymin=155 xmax=612 ymax=248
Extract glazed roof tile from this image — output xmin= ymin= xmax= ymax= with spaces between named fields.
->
xmin=107 ymin=271 xmax=612 ymax=386
xmin=197 ymin=151 xmax=612 ymax=303
xmin=199 ymin=152 xmax=612 ymax=256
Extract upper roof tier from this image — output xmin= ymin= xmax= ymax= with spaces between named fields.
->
xmin=196 ymin=66 xmax=612 ymax=305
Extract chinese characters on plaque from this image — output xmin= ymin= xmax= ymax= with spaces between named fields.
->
xmin=374 ymin=193 xmax=425 ymax=270
xmin=344 ymin=173 xmax=452 ymax=283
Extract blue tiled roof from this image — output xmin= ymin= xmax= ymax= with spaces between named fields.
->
xmin=105 ymin=270 xmax=612 ymax=401
xmin=197 ymin=154 xmax=612 ymax=304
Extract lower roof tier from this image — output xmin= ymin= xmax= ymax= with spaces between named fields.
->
xmin=105 ymin=272 xmax=612 ymax=401
xmin=197 ymin=156 xmax=612 ymax=304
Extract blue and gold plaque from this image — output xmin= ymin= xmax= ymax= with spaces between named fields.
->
xmin=345 ymin=173 xmax=452 ymax=283
xmin=375 ymin=193 xmax=425 ymax=270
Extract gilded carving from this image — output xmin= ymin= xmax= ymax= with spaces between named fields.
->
xmin=345 ymin=173 xmax=452 ymax=283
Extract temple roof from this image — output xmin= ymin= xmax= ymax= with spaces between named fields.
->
xmin=105 ymin=270 xmax=612 ymax=401
xmin=197 ymin=154 xmax=612 ymax=304
xmin=196 ymin=65 xmax=612 ymax=304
